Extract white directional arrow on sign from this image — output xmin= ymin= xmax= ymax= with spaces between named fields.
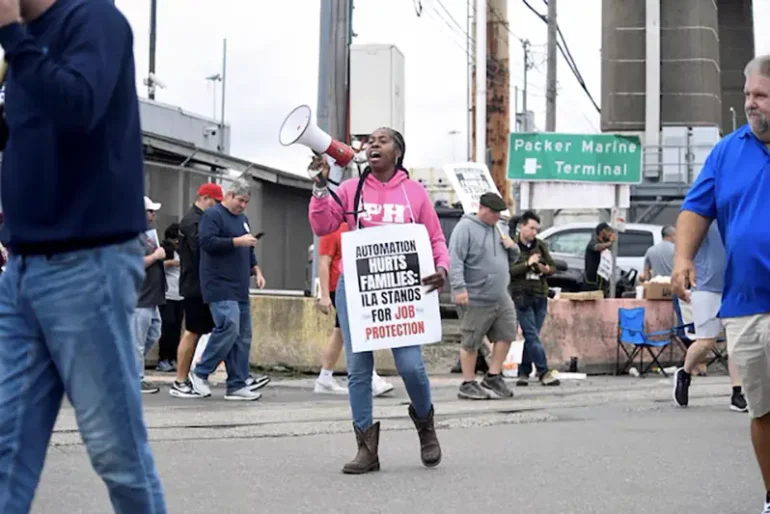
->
xmin=523 ymin=157 xmax=541 ymax=175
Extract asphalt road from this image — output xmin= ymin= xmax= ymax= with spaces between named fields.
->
xmin=29 ymin=375 xmax=763 ymax=514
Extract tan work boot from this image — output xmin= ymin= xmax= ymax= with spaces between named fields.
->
xmin=408 ymin=404 xmax=442 ymax=468
xmin=342 ymin=421 xmax=380 ymax=474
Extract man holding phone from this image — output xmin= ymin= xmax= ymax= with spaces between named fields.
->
xmin=188 ymin=178 xmax=267 ymax=401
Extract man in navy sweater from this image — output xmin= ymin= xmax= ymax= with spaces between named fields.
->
xmin=0 ymin=0 xmax=166 ymax=512
xmin=189 ymin=178 xmax=267 ymax=401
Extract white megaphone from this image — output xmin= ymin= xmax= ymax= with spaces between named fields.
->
xmin=279 ymin=105 xmax=356 ymax=178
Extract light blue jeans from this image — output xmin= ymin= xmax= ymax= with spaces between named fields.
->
xmin=0 ymin=239 xmax=166 ymax=514
xmin=336 ymin=275 xmax=433 ymax=430
xmin=193 ymin=300 xmax=251 ymax=393
xmin=133 ymin=306 xmax=161 ymax=380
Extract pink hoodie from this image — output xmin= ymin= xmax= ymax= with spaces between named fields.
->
xmin=309 ymin=170 xmax=450 ymax=273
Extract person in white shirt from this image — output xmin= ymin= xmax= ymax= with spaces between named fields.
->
xmin=158 ymin=223 xmax=184 ymax=373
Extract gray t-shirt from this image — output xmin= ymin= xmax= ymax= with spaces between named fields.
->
xmin=644 ymin=240 xmax=675 ymax=277
xmin=693 ymin=221 xmax=725 ymax=293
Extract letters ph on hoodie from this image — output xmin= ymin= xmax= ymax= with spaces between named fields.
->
xmin=0 ymin=0 xmax=145 ymax=254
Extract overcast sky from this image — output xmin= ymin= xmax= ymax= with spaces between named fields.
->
xmin=114 ymin=0 xmax=770 ymax=176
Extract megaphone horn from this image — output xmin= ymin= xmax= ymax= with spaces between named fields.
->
xmin=279 ymin=104 xmax=355 ymax=168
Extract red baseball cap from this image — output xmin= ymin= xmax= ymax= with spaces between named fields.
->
xmin=198 ymin=183 xmax=224 ymax=201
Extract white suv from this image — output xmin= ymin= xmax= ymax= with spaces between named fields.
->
xmin=537 ymin=222 xmax=664 ymax=278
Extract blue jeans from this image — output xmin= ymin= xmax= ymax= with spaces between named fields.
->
xmin=336 ymin=276 xmax=432 ymax=430
xmin=133 ymin=306 xmax=161 ymax=380
xmin=516 ymin=295 xmax=549 ymax=377
xmin=194 ymin=300 xmax=251 ymax=393
xmin=0 ymin=239 xmax=166 ymax=514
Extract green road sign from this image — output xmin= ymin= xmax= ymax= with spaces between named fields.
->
xmin=507 ymin=133 xmax=643 ymax=184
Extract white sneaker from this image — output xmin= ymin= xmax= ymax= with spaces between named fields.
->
xmin=314 ymin=376 xmax=348 ymax=394
xmin=224 ymin=386 xmax=262 ymax=401
xmin=188 ymin=372 xmax=212 ymax=397
xmin=372 ymin=374 xmax=394 ymax=397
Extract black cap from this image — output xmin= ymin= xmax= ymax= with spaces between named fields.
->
xmin=479 ymin=192 xmax=507 ymax=212
xmin=596 ymin=221 xmax=613 ymax=234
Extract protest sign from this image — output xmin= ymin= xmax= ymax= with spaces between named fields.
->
xmin=442 ymin=162 xmax=510 ymax=217
xmin=341 ymin=223 xmax=442 ymax=353
xmin=597 ymin=249 xmax=613 ymax=281
xmin=145 ymin=228 xmax=160 ymax=248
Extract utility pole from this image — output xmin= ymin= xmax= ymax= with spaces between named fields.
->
xmin=473 ymin=0 xmax=487 ymax=164
xmin=487 ymin=0 xmax=511 ymax=207
xmin=466 ymin=0 xmax=473 ymax=160
xmin=521 ymin=39 xmax=532 ymax=131
xmin=539 ymin=0 xmax=557 ymax=230
xmin=147 ymin=0 xmax=157 ymax=100
xmin=311 ymin=0 xmax=352 ymax=296
xmin=545 ymin=0 xmax=557 ymax=131
xmin=219 ymin=38 xmax=227 ymax=153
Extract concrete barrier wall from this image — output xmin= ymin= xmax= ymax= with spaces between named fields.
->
xmin=247 ymin=295 xmax=397 ymax=373
xmin=541 ymin=298 xmax=680 ymax=374
xmin=147 ymin=296 xmax=681 ymax=376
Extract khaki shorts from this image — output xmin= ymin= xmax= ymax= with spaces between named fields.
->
xmin=457 ymin=296 xmax=518 ymax=351
xmin=723 ymin=313 xmax=770 ymax=419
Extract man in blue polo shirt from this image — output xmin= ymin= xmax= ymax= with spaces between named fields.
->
xmin=673 ymin=54 xmax=770 ymax=514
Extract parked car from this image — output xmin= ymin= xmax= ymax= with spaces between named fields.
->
xmin=537 ymin=222 xmax=664 ymax=278
xmin=434 ymin=204 xmax=465 ymax=314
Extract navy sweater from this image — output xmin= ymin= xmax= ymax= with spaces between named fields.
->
xmin=199 ymin=204 xmax=258 ymax=303
xmin=0 ymin=0 xmax=145 ymax=254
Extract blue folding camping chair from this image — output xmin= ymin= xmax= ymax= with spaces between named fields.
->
xmin=616 ymin=306 xmax=676 ymax=377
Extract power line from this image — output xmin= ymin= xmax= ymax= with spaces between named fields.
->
xmin=521 ymin=0 xmax=600 ymax=113
xmin=413 ymin=1 xmax=547 ymax=94
xmin=436 ymin=0 xmax=470 ymax=40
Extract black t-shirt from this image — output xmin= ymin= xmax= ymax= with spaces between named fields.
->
xmin=584 ymin=235 xmax=602 ymax=283
xmin=179 ymin=205 xmax=203 ymax=299
xmin=138 ymin=233 xmax=167 ymax=308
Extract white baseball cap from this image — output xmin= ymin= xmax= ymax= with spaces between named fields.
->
xmin=144 ymin=196 xmax=161 ymax=211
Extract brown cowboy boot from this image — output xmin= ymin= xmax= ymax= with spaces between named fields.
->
xmin=408 ymin=404 xmax=442 ymax=468
xmin=342 ymin=421 xmax=380 ymax=474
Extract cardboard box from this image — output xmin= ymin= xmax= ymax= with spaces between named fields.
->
xmin=644 ymin=282 xmax=673 ymax=300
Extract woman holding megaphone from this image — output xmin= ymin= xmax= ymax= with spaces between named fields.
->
xmin=308 ymin=127 xmax=450 ymax=475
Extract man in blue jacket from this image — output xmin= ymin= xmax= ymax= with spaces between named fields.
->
xmin=0 ymin=0 xmax=166 ymax=512
xmin=189 ymin=178 xmax=267 ymax=401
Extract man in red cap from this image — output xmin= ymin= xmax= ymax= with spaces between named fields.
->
xmin=171 ymin=183 xmax=221 ymax=397
xmin=171 ymin=183 xmax=271 ymax=397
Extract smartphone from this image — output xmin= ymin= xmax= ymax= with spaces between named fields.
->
xmin=254 ymin=232 xmax=265 ymax=240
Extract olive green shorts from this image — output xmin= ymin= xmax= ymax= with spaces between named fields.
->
xmin=457 ymin=296 xmax=518 ymax=351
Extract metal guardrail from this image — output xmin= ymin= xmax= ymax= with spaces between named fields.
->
xmin=640 ymin=143 xmax=713 ymax=185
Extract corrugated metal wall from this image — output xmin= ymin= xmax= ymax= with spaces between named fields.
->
xmin=660 ymin=0 xmax=721 ymax=127
xmin=600 ymin=0 xmax=646 ymax=132
xmin=718 ymin=0 xmax=755 ymax=136
xmin=601 ymin=0 xmax=753 ymax=135
xmin=145 ymin=163 xmax=312 ymax=291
